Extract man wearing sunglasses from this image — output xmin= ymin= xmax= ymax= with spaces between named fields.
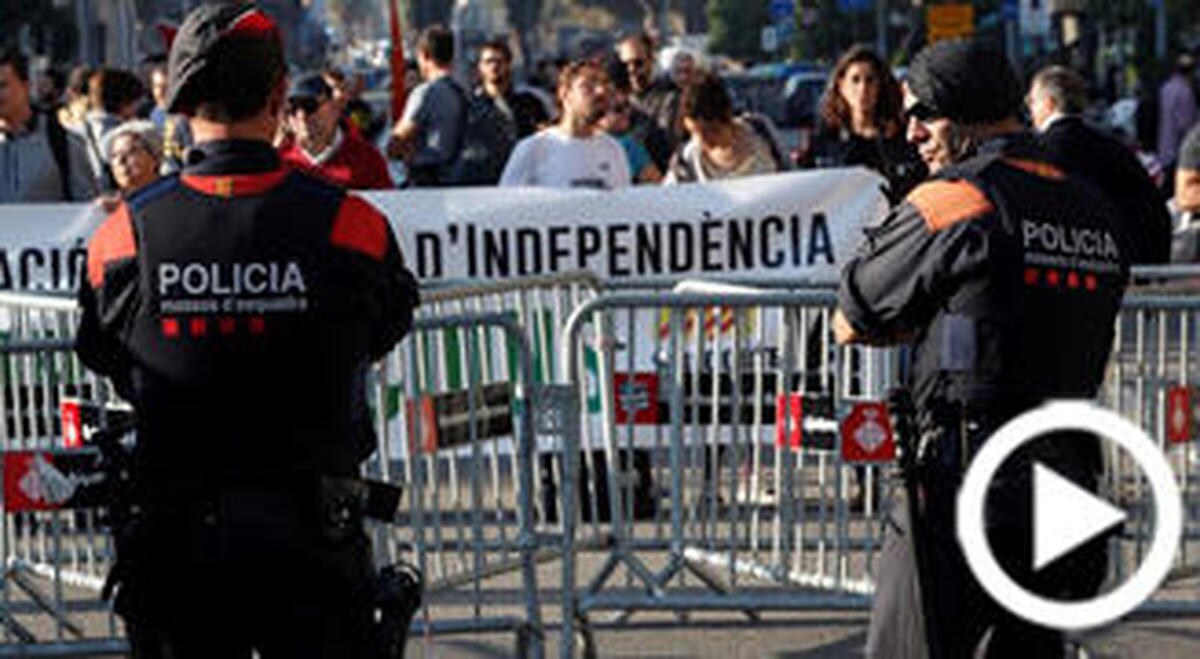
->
xmin=278 ymin=73 xmax=393 ymax=190
xmin=615 ymin=32 xmax=681 ymax=169
xmin=834 ymin=40 xmax=1127 ymax=658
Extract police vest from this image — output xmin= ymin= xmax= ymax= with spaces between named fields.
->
xmin=905 ymin=141 xmax=1128 ymax=413
xmin=83 ymin=167 xmax=413 ymax=497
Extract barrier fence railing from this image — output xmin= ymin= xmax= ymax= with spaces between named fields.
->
xmin=4 ymin=276 xmax=1200 ymax=656
xmin=0 ymin=337 xmax=124 ymax=655
xmin=372 ymin=312 xmax=546 ymax=657
xmin=554 ymin=289 xmax=1200 ymax=656
xmin=0 ymin=296 xmax=555 ymax=654
xmin=554 ymin=290 xmax=892 ymax=657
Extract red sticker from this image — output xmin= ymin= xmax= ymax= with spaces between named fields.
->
xmin=405 ymin=396 xmax=438 ymax=453
xmin=842 ymin=402 xmax=897 ymax=462
xmin=3 ymin=452 xmax=68 ymax=512
xmin=614 ymin=373 xmax=660 ymax=424
xmin=775 ymin=393 xmax=803 ymax=449
xmin=1167 ymin=386 xmax=1193 ymax=444
xmin=60 ymin=400 xmax=83 ymax=449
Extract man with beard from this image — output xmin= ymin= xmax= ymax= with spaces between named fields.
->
xmin=476 ymin=39 xmax=549 ymax=140
xmin=835 ymin=40 xmax=1127 ymax=658
xmin=452 ymin=39 xmax=551 ymax=185
xmin=499 ymin=59 xmax=630 ymax=189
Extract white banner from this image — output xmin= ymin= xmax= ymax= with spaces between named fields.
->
xmin=365 ymin=169 xmax=886 ymax=285
xmin=0 ymin=169 xmax=886 ymax=292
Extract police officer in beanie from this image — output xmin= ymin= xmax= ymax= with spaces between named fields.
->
xmin=834 ymin=40 xmax=1127 ymax=658
xmin=75 ymin=3 xmax=419 ymax=656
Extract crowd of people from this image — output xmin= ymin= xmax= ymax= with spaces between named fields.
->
xmin=0 ymin=1 xmax=1191 ymax=655
xmin=0 ymin=21 xmax=1190 ymax=270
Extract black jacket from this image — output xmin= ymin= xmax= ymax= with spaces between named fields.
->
xmin=839 ymin=133 xmax=1127 ymax=417
xmin=76 ymin=140 xmax=419 ymax=499
xmin=1038 ymin=115 xmax=1171 ymax=264
xmin=806 ymin=127 xmax=927 ymax=204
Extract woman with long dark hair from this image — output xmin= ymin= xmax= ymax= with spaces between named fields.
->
xmin=806 ymin=45 xmax=924 ymax=203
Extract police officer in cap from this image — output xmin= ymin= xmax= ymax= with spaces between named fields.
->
xmin=834 ymin=39 xmax=1127 ymax=658
xmin=76 ymin=3 xmax=419 ymax=656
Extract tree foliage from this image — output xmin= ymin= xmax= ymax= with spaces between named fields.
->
xmin=706 ymin=0 xmax=769 ymax=61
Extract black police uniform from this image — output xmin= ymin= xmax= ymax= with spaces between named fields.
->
xmin=76 ymin=140 xmax=419 ymax=657
xmin=839 ymin=133 xmax=1127 ymax=658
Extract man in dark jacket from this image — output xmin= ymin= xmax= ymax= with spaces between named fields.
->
xmin=836 ymin=41 xmax=1127 ymax=658
xmin=75 ymin=5 xmax=419 ymax=656
xmin=1029 ymin=65 xmax=1172 ymax=264
xmin=0 ymin=47 xmax=97 ymax=201
xmin=616 ymin=33 xmax=682 ymax=169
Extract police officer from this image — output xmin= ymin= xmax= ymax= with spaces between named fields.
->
xmin=834 ymin=41 xmax=1127 ymax=658
xmin=75 ymin=4 xmax=419 ymax=657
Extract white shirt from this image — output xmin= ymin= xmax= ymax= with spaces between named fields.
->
xmin=1036 ymin=111 xmax=1069 ymax=133
xmin=499 ymin=127 xmax=631 ymax=190
xmin=298 ymin=127 xmax=345 ymax=166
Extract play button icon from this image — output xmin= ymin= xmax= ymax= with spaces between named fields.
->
xmin=1033 ymin=463 xmax=1126 ymax=571
xmin=958 ymin=401 xmax=1183 ymax=630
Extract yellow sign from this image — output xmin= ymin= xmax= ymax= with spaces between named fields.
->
xmin=927 ymin=4 xmax=975 ymax=44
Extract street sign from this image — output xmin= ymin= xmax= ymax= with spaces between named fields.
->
xmin=1002 ymin=0 xmax=1019 ymax=22
xmin=769 ymin=0 xmax=795 ymax=22
xmin=761 ymin=26 xmax=780 ymax=53
xmin=838 ymin=0 xmax=873 ymax=11
xmin=1166 ymin=385 xmax=1194 ymax=444
xmin=927 ymin=4 xmax=975 ymax=44
xmin=841 ymin=401 xmax=897 ymax=462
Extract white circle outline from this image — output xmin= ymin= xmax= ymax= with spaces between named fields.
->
xmin=956 ymin=400 xmax=1182 ymax=631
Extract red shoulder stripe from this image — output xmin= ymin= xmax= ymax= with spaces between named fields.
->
xmin=906 ymin=180 xmax=994 ymax=233
xmin=1004 ymin=158 xmax=1066 ymax=180
xmin=87 ymin=204 xmax=136 ymax=288
xmin=181 ymin=169 xmax=290 ymax=197
xmin=330 ymin=195 xmax=389 ymax=261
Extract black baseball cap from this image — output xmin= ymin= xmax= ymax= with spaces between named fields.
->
xmin=288 ymin=73 xmax=332 ymax=102
xmin=906 ymin=39 xmax=1022 ymax=125
xmin=166 ymin=3 xmax=286 ymax=114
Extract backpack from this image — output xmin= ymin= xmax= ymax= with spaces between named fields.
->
xmin=444 ymin=84 xmax=517 ymax=186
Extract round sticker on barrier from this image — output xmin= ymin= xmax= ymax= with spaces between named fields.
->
xmin=841 ymin=402 xmax=895 ymax=462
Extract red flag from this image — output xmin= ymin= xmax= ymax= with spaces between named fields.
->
xmin=156 ymin=22 xmax=179 ymax=51
xmin=389 ymin=0 xmax=407 ymax=122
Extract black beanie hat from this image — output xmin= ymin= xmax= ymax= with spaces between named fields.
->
xmin=906 ymin=39 xmax=1022 ymax=124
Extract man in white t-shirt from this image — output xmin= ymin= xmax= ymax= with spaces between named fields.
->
xmin=499 ymin=60 xmax=630 ymax=189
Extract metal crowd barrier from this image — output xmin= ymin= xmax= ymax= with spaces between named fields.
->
xmin=552 ymin=290 xmax=894 ymax=657
xmin=553 ymin=288 xmax=1200 ymax=656
xmin=370 ymin=312 xmax=546 ymax=657
xmin=0 ymin=292 xmax=556 ymax=654
xmin=0 ymin=335 xmax=124 ymax=654
xmin=5 ymin=273 xmax=1200 ymax=656
xmin=1103 ymin=293 xmax=1200 ymax=609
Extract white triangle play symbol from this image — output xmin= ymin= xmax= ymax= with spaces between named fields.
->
xmin=1034 ymin=462 xmax=1126 ymax=571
